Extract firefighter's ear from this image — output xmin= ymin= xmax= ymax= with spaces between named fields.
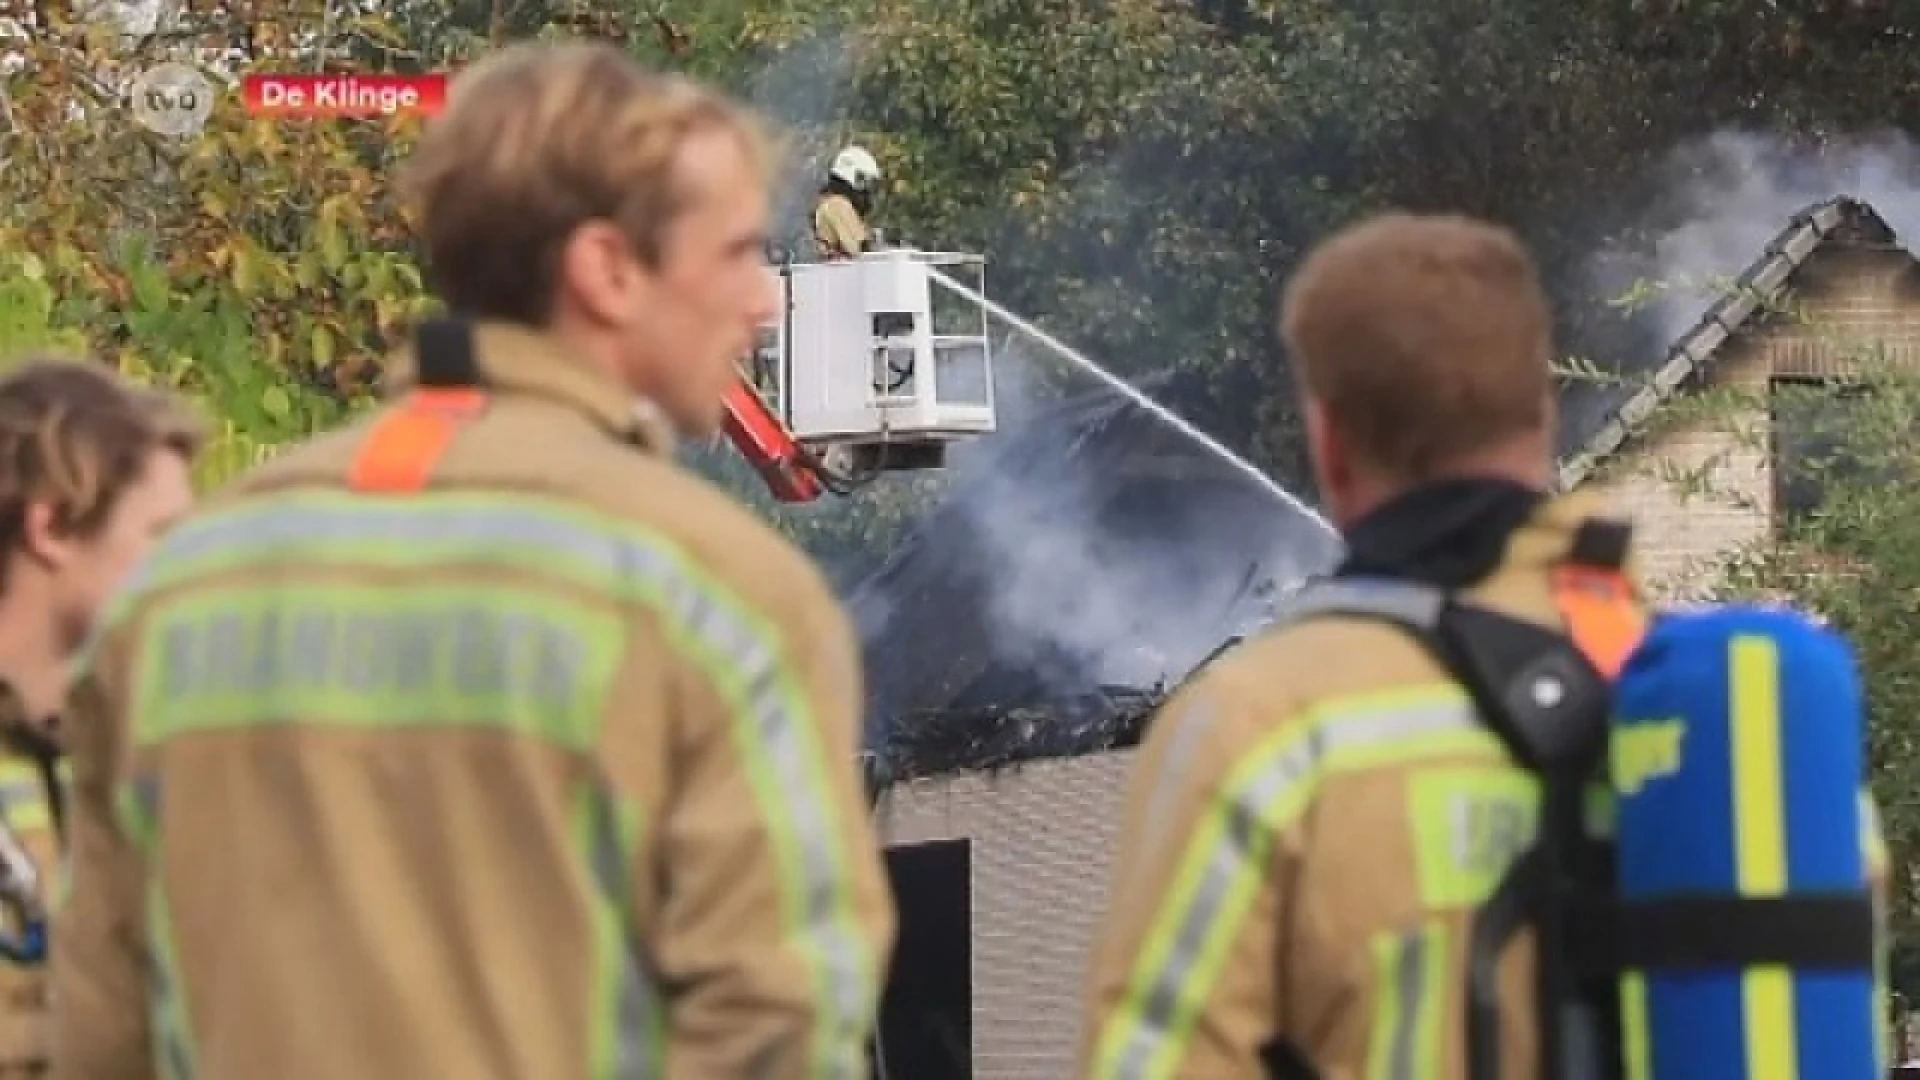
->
xmin=18 ymin=499 xmax=77 ymax=572
xmin=555 ymin=219 xmax=645 ymax=328
xmin=1303 ymin=398 xmax=1349 ymax=500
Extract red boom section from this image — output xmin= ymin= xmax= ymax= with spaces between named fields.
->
xmin=722 ymin=375 xmax=824 ymax=502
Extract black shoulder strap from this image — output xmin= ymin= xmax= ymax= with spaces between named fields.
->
xmin=1569 ymin=518 xmax=1631 ymax=571
xmin=414 ymin=318 xmax=483 ymax=388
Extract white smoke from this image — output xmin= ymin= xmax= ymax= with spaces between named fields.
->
xmin=964 ymin=474 xmax=1334 ymax=690
xmin=945 ymin=334 xmax=1339 ymax=694
xmin=744 ymin=29 xmax=861 ymax=251
xmin=1590 ymin=130 xmax=1920 ymax=346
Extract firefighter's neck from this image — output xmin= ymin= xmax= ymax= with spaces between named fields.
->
xmin=543 ymin=317 xmax=628 ymax=391
xmin=0 ymin=579 xmax=66 ymax=722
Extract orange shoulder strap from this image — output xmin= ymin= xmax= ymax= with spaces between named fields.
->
xmin=1550 ymin=564 xmax=1648 ymax=680
xmin=347 ymin=388 xmax=488 ymax=494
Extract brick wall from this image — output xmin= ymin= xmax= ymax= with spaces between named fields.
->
xmin=876 ymin=751 xmax=1135 ymax=1080
xmin=1585 ymin=246 xmax=1920 ymax=599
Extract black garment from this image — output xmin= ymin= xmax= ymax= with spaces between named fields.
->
xmin=822 ymin=174 xmax=874 ymax=218
xmin=1334 ymin=478 xmax=1547 ymax=589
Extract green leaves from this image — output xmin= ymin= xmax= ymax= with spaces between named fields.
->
xmin=261 ymin=384 xmax=295 ymax=421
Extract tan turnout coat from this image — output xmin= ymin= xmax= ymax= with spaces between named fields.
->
xmin=52 ymin=322 xmax=897 ymax=1080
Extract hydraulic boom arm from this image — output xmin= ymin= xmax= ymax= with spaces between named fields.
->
xmin=722 ymin=373 xmax=824 ymax=502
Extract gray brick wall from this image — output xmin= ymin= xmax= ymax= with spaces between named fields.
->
xmin=876 ymin=751 xmax=1135 ymax=1080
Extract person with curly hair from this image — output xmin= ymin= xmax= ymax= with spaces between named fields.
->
xmin=0 ymin=356 xmax=198 ymax=1077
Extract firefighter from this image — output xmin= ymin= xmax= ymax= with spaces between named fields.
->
xmin=1078 ymin=213 xmax=1647 ymax=1077
xmin=813 ymin=144 xmax=880 ymax=260
xmin=52 ymin=42 xmax=896 ymax=1080
xmin=0 ymin=358 xmax=198 ymax=1077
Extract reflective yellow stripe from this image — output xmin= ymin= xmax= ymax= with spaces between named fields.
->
xmin=1866 ymin=790 xmax=1891 ymax=1074
xmin=1366 ymin=921 xmax=1446 ymax=1080
xmin=147 ymin=880 xmax=197 ymax=1079
xmin=1620 ymin=972 xmax=1651 ymax=1080
xmin=4 ymin=802 xmax=48 ymax=833
xmin=1861 ymin=790 xmax=1888 ymax=877
xmin=1729 ymin=635 xmax=1795 ymax=1079
xmin=1090 ymin=685 xmax=1503 ymax=1080
xmin=0 ymin=757 xmax=52 ymax=842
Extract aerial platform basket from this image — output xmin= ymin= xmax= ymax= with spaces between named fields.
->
xmin=745 ymin=248 xmax=997 ymax=477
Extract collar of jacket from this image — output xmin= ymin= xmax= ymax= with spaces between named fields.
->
xmin=1335 ymin=477 xmax=1626 ymax=589
xmin=382 ymin=321 xmax=678 ymax=454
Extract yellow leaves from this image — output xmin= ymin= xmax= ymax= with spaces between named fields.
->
xmin=344 ymin=12 xmax=407 ymax=47
xmin=310 ymin=323 xmax=337 ymax=369
xmin=372 ymin=296 xmax=407 ymax=338
xmin=250 ymin=119 xmax=288 ymax=156
xmin=294 ymin=254 xmax=322 ymax=290
xmin=317 ymin=195 xmax=352 ymax=271
xmin=228 ymin=238 xmax=260 ymax=295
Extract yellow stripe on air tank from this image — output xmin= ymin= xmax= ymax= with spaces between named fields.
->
xmin=1729 ymin=635 xmax=1796 ymax=1080
xmin=1620 ymin=972 xmax=1651 ymax=1080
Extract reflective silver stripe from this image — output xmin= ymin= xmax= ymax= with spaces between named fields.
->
xmin=698 ymin=596 xmax=879 ymax=1074
xmin=1096 ymin=692 xmax=1486 ymax=1080
xmin=1276 ymin=577 xmax=1446 ymax=632
xmin=1375 ymin=926 xmax=1438 ymax=1080
xmin=585 ymin=788 xmax=660 ymax=1079
xmin=1135 ymin=695 xmax=1228 ymax=874
xmin=1390 ymin=930 xmax=1427 ymax=1080
xmin=112 ymin=491 xmax=878 ymax=1076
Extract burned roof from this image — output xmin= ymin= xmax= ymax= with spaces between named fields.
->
xmin=850 ymin=383 xmax=1341 ymax=784
xmin=1556 ymin=196 xmax=1900 ymax=489
xmin=859 ymin=196 xmax=1906 ymax=786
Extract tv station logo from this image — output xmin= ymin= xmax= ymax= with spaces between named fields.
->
xmin=128 ymin=62 xmax=217 ymax=138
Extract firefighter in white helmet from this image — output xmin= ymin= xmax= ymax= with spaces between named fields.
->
xmin=814 ymin=144 xmax=880 ymax=260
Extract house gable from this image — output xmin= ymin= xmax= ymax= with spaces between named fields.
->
xmin=1564 ymin=197 xmax=1920 ymax=596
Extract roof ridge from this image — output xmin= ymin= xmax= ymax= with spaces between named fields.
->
xmin=1556 ymin=196 xmax=1902 ymax=490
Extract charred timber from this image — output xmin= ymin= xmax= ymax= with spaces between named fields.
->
xmin=865 ymin=685 xmax=1169 ymax=791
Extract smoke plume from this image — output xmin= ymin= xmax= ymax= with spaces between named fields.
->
xmin=743 ymin=29 xmax=861 ymax=251
xmin=953 ymin=405 xmax=1338 ymax=691
xmin=1590 ymin=130 xmax=1920 ymax=347
xmin=922 ymin=326 xmax=1341 ymax=699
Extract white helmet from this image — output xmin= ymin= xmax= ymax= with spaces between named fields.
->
xmin=829 ymin=145 xmax=881 ymax=192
